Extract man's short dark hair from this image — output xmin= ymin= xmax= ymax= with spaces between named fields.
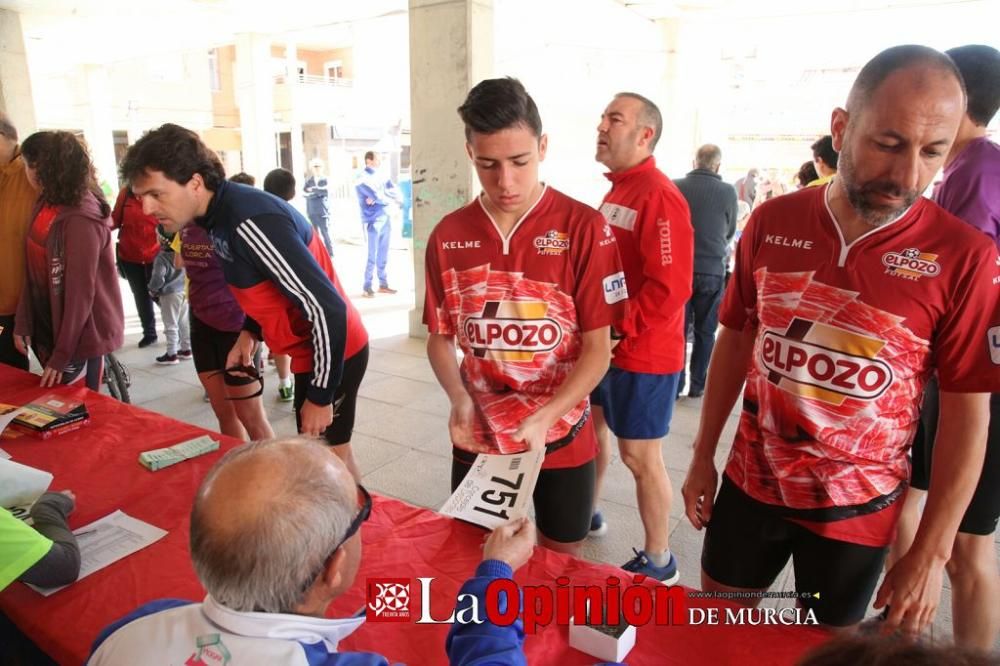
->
xmin=694 ymin=143 xmax=722 ymax=170
xmin=946 ymin=45 xmax=1000 ymax=126
xmin=229 ymin=172 xmax=255 ymax=186
xmin=0 ymin=114 xmax=17 ymax=141
xmin=615 ymin=92 xmax=663 ymax=152
xmin=846 ymin=45 xmax=966 ymax=116
xmin=458 ymin=77 xmax=542 ymax=141
xmin=811 ymin=135 xmax=838 ymax=170
xmin=364 ymin=151 xmax=375 ymax=162
xmin=120 ymin=123 xmax=226 ymax=191
xmin=263 ymin=168 xmax=296 ymax=202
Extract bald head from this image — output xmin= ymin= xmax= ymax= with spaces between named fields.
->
xmin=832 ymin=46 xmax=966 ymax=228
xmin=695 ymin=144 xmax=722 ymax=171
xmin=846 ymin=44 xmax=965 ymax=116
xmin=190 ymin=438 xmax=357 ymax=613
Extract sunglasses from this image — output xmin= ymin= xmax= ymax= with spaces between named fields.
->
xmin=299 ymin=484 xmax=373 ymax=595
xmin=333 ymin=484 xmax=372 ymax=553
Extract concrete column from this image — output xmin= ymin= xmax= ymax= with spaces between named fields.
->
xmin=234 ymin=33 xmax=277 ymax=180
xmin=657 ymin=18 xmax=730 ymax=176
xmin=80 ymin=65 xmax=118 ymax=191
xmin=285 ymin=41 xmax=306 ymax=185
xmin=0 ymin=9 xmax=37 ymax=135
xmin=407 ymin=0 xmax=493 ymax=337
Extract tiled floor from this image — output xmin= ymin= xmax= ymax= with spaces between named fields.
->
xmin=103 ymin=240 xmax=998 ymax=649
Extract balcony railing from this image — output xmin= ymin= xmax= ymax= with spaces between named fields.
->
xmin=274 ymin=74 xmax=354 ymax=87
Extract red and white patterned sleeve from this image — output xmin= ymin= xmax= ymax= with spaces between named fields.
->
xmin=423 ymin=228 xmax=455 ymax=335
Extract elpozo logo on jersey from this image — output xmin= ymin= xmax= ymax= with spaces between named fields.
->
xmin=760 ymin=317 xmax=893 ymax=406
xmin=465 ymin=301 xmax=563 ymax=361
xmin=534 ymin=230 xmax=570 ymax=256
xmin=882 ymin=247 xmax=941 ymax=281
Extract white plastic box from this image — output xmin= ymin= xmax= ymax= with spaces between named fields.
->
xmin=569 ymin=612 xmax=636 ymax=663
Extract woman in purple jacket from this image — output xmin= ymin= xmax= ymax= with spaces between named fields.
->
xmin=13 ymin=131 xmax=124 ymax=390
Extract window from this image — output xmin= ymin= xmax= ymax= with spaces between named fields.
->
xmin=324 ymin=60 xmax=344 ymax=82
xmin=208 ymin=49 xmax=221 ymax=92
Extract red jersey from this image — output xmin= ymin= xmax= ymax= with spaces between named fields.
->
xmin=111 ymin=188 xmax=160 ymax=264
xmin=424 ymin=186 xmax=627 ymax=469
xmin=26 ymin=205 xmax=59 ymax=290
xmin=599 ymin=157 xmax=693 ymax=374
xmin=719 ymin=185 xmax=1000 ymax=546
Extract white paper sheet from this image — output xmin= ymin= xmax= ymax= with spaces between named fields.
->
xmin=0 ymin=405 xmax=25 ymax=436
xmin=28 ymin=510 xmax=168 ymax=596
xmin=440 ymin=449 xmax=544 ymax=530
xmin=0 ymin=458 xmax=53 ymax=508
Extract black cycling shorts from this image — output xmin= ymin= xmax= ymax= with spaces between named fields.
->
xmin=294 ymin=345 xmax=368 ymax=446
xmin=702 ymin=475 xmax=888 ymax=627
xmin=910 ymin=379 xmax=1000 ymax=535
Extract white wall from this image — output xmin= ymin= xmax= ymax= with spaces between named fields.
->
xmin=495 ymin=0 xmax=667 ymax=205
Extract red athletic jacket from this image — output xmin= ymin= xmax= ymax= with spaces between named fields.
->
xmin=111 ymin=188 xmax=160 ymax=264
xmin=599 ymin=157 xmax=693 ymax=374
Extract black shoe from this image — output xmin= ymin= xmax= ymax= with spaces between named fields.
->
xmin=688 ymin=390 xmax=704 ymax=398
xmin=363 ymin=288 xmax=376 ymax=298
xmin=138 ymin=335 xmax=158 ymax=348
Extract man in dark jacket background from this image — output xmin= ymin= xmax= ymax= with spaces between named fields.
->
xmin=673 ymin=144 xmax=738 ymax=398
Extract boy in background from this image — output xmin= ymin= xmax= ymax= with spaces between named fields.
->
xmin=262 ymin=168 xmax=298 ymax=402
xmin=148 ymin=226 xmax=190 ymax=365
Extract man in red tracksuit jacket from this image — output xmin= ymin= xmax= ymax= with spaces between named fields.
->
xmin=589 ymin=92 xmax=694 ymax=584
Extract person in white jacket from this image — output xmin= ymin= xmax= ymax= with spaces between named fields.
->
xmin=88 ymin=437 xmax=533 ymax=666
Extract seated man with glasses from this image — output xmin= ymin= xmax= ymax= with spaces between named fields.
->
xmin=88 ymin=438 xmax=532 ymax=665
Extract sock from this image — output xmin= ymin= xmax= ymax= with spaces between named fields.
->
xmin=647 ymin=549 xmax=671 ymax=568
xmin=279 ymin=376 xmax=292 ymax=389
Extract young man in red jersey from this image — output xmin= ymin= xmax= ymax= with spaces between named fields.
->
xmin=424 ymin=78 xmax=626 ymax=555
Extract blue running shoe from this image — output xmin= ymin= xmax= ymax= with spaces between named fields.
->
xmin=589 ymin=511 xmax=608 ymax=537
xmin=621 ymin=548 xmax=680 ymax=585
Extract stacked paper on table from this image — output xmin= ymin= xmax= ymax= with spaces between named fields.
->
xmin=28 ymin=510 xmax=168 ymax=596
xmin=10 ymin=395 xmax=89 ymax=437
xmin=139 ymin=435 xmax=219 ymax=471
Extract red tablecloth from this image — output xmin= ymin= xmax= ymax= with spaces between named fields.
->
xmin=0 ymin=366 xmax=830 ymax=665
